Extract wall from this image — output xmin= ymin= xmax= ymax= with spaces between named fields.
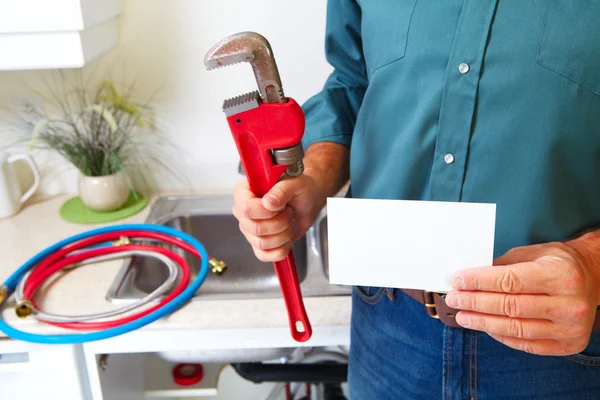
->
xmin=0 ymin=0 xmax=332 ymax=198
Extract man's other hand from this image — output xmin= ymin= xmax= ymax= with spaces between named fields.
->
xmin=446 ymin=242 xmax=600 ymax=356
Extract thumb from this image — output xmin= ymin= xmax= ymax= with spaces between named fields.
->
xmin=492 ymin=246 xmax=548 ymax=266
xmin=261 ymin=178 xmax=306 ymax=212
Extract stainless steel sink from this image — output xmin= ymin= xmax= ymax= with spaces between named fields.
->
xmin=131 ymin=214 xmax=308 ymax=298
xmin=318 ymin=215 xmax=329 ymax=279
xmin=106 ymin=194 xmax=350 ymax=304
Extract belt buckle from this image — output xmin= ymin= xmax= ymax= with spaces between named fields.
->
xmin=423 ymin=290 xmax=440 ymax=319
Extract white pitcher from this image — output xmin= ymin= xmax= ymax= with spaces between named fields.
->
xmin=0 ymin=151 xmax=40 ymax=219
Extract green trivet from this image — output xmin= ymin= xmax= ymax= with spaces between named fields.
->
xmin=59 ymin=191 xmax=148 ymax=224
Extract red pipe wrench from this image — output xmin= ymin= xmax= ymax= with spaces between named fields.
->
xmin=204 ymin=32 xmax=312 ymax=342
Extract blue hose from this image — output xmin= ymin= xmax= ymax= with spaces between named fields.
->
xmin=0 ymin=223 xmax=209 ymax=344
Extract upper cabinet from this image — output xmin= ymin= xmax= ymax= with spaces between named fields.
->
xmin=0 ymin=0 xmax=122 ymax=70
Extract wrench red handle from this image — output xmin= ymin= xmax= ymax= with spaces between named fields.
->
xmin=274 ymin=257 xmax=312 ymax=342
xmin=225 ymin=97 xmax=312 ymax=342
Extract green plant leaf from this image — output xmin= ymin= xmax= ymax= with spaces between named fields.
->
xmin=89 ymin=105 xmax=118 ymax=133
xmin=97 ymin=80 xmax=145 ymax=128
xmin=29 ymin=118 xmax=49 ymax=151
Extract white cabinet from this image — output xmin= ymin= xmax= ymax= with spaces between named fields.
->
xmin=0 ymin=0 xmax=121 ymax=33
xmin=0 ymin=0 xmax=122 ymax=70
xmin=0 ymin=339 xmax=90 ymax=400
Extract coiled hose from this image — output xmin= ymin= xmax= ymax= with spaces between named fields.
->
xmin=0 ymin=223 xmax=209 ymax=344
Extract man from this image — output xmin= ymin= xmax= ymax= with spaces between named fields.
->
xmin=232 ymin=1 xmax=600 ymax=398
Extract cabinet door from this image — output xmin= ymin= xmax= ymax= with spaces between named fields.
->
xmin=0 ymin=0 xmax=122 ymax=70
xmin=0 ymin=0 xmax=121 ymax=33
xmin=0 ymin=341 xmax=89 ymax=400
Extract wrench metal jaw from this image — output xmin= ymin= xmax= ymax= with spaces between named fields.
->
xmin=205 ymin=31 xmax=303 ymax=176
xmin=204 ymin=31 xmax=285 ymax=104
xmin=222 ymin=91 xmax=261 ymax=117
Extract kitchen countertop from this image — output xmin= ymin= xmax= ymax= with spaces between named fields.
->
xmin=0 ymin=193 xmax=352 ymax=343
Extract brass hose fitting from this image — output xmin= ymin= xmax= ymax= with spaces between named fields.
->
xmin=15 ymin=300 xmax=34 ymax=318
xmin=0 ymin=285 xmax=7 ymax=305
xmin=112 ymin=236 xmax=131 ymax=247
xmin=209 ymin=258 xmax=227 ymax=275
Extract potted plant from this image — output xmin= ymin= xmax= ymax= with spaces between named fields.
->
xmin=11 ymin=71 xmax=183 ymax=212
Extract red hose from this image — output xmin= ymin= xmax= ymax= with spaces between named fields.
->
xmin=23 ymin=230 xmax=199 ymax=299
xmin=40 ymin=246 xmax=191 ymax=330
xmin=21 ymin=231 xmax=199 ymax=331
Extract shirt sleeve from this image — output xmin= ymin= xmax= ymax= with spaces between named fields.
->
xmin=301 ymin=0 xmax=368 ymax=149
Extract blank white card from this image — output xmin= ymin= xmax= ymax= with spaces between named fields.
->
xmin=326 ymin=197 xmax=496 ymax=293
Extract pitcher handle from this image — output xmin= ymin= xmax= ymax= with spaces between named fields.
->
xmin=8 ymin=154 xmax=40 ymax=204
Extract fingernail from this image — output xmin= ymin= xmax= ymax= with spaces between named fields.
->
xmin=455 ymin=313 xmax=470 ymax=327
xmin=452 ymin=276 xmax=465 ymax=289
xmin=264 ymin=194 xmax=278 ymax=206
xmin=445 ymin=292 xmax=459 ymax=308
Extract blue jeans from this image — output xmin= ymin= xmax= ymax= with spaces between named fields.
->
xmin=347 ymin=286 xmax=600 ymax=399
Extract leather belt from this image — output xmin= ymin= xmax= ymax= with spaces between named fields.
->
xmin=401 ymin=289 xmax=600 ymax=332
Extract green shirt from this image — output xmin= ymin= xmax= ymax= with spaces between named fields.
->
xmin=301 ymin=0 xmax=600 ymax=258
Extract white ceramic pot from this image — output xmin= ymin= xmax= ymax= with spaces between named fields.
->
xmin=78 ymin=171 xmax=130 ymax=212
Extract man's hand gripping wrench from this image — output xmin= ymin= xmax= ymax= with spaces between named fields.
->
xmin=204 ymin=31 xmax=311 ymax=342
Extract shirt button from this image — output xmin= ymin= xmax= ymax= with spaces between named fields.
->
xmin=458 ymin=63 xmax=470 ymax=74
xmin=444 ymin=153 xmax=455 ymax=164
